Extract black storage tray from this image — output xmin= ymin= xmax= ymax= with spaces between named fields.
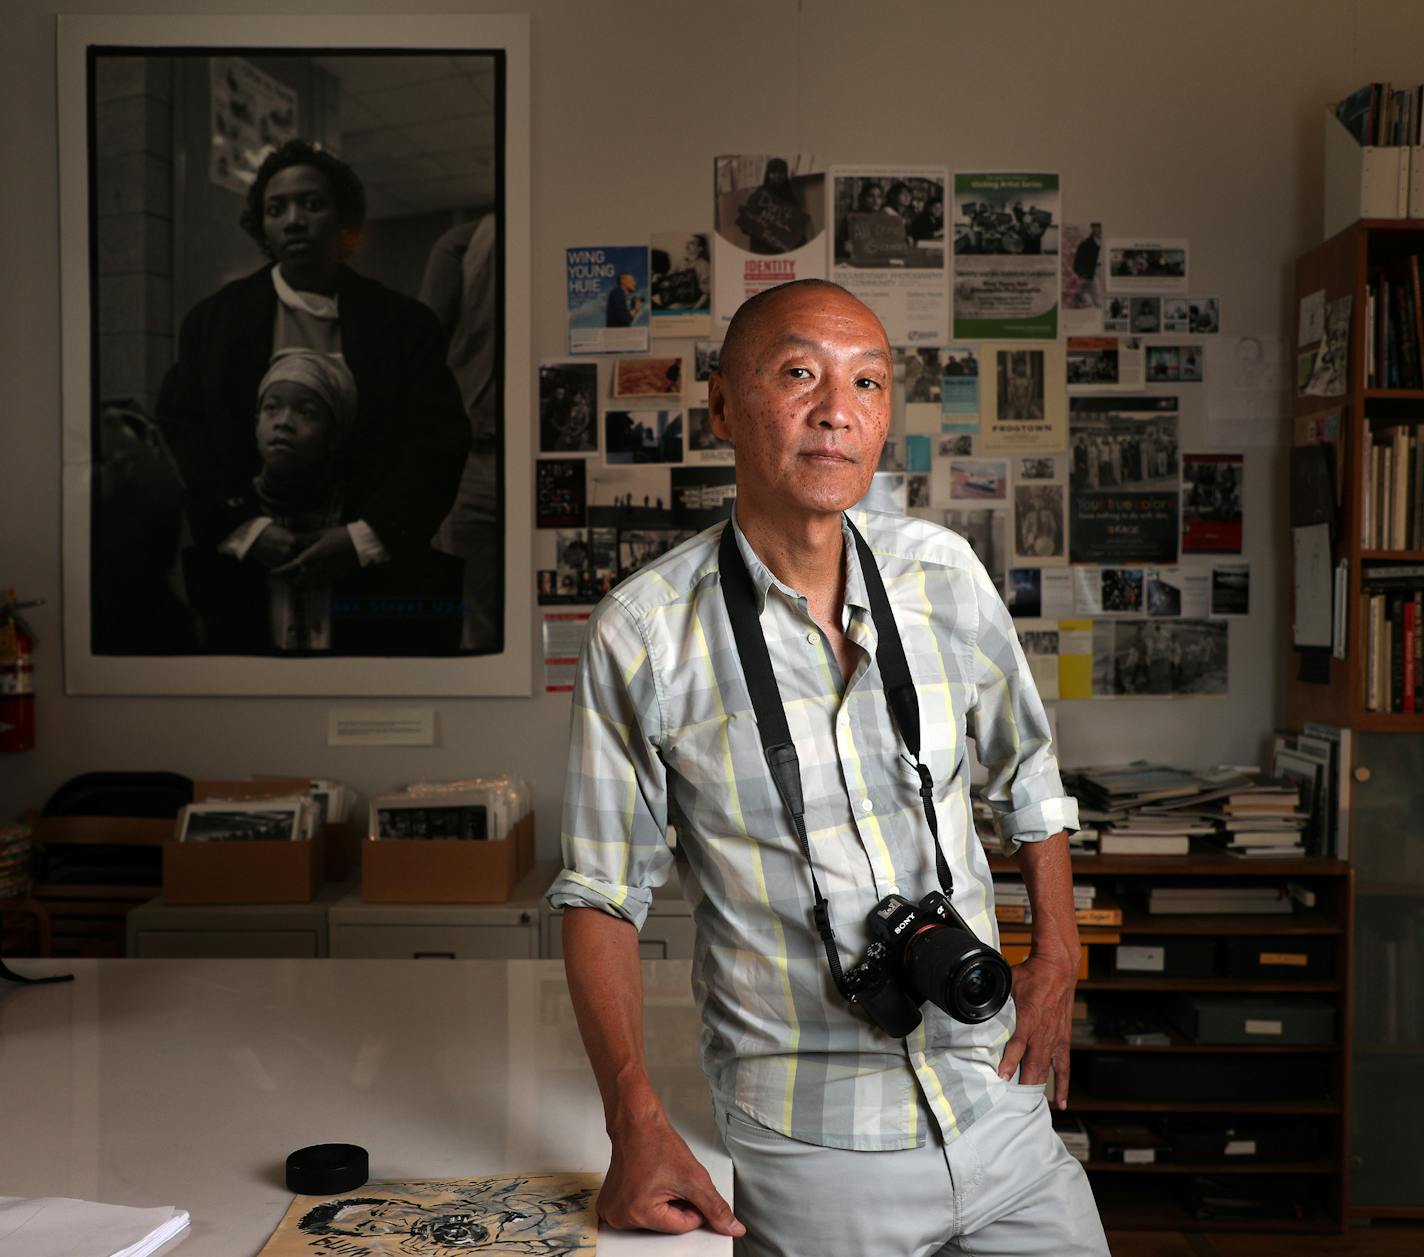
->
xmin=1084 ymin=1053 xmax=1330 ymax=1100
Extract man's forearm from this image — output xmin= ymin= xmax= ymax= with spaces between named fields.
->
xmin=561 ymin=906 xmax=666 ymax=1134
xmin=1015 ymin=829 xmax=1082 ymax=970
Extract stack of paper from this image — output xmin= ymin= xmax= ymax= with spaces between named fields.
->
xmin=0 ymin=1197 xmax=189 ymax=1257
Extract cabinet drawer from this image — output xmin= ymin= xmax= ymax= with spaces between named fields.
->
xmin=329 ymin=923 xmax=537 ymax=959
xmin=132 ymin=929 xmax=319 ymax=959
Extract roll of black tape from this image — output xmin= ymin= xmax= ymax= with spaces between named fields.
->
xmin=285 ymin=1143 xmax=370 ymax=1195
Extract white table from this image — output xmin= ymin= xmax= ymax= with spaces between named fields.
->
xmin=0 ymin=959 xmax=731 ymax=1255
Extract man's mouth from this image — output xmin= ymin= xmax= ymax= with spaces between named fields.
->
xmin=802 ymin=449 xmax=852 ymax=462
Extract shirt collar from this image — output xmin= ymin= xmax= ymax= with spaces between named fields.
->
xmin=726 ymin=509 xmax=872 ymax=617
xmin=271 ymin=266 xmax=340 ymax=320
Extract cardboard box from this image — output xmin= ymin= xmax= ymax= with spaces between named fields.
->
xmin=361 ymin=812 xmax=535 ymax=904
xmin=162 ymin=779 xmax=323 ymax=905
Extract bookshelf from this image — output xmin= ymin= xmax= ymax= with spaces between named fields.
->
xmin=1290 ymin=221 xmax=1424 ymax=1219
xmin=991 ymin=852 xmax=1352 ymax=1233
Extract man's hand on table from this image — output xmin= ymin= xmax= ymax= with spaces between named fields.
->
xmin=598 ymin=1110 xmax=744 ymax=1238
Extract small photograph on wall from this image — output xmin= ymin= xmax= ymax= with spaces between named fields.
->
xmin=612 ymin=356 xmax=682 ymax=399
xmin=604 ymin=410 xmax=684 ymax=465
xmin=61 ymin=17 xmax=532 ymax=696
xmin=539 ymin=362 xmax=598 ymax=454
xmin=649 ymin=231 xmax=711 ymax=338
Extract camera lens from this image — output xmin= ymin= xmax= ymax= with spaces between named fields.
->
xmin=905 ymin=927 xmax=1012 ymax=1024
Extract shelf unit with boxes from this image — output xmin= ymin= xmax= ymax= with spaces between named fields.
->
xmin=1291 ymin=221 xmax=1424 ymax=1218
xmin=991 ymin=850 xmax=1352 ymax=1234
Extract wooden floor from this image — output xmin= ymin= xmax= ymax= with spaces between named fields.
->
xmin=1108 ymin=1221 xmax=1424 ymax=1256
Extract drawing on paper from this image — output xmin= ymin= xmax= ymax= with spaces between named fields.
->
xmin=258 ymin=1174 xmax=602 ymax=1256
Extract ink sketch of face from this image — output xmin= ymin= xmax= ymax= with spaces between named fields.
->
xmin=284 ymin=1174 xmax=600 ymax=1256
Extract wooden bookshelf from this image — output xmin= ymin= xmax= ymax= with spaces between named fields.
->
xmin=1290 ymin=221 xmax=1424 ymax=1221
xmin=998 ymin=849 xmax=1352 ymax=1233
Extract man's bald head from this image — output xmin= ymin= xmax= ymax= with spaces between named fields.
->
xmin=716 ymin=279 xmax=882 ymax=383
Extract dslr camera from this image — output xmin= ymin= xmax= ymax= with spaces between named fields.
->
xmin=842 ymin=890 xmax=1012 ymax=1038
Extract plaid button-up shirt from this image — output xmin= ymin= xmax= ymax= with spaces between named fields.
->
xmin=548 ymin=509 xmax=1076 ymax=1150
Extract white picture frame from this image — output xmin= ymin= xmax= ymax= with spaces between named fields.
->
xmin=58 ymin=14 xmax=532 ymax=695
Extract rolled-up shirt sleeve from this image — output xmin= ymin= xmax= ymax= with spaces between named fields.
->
xmin=546 ymin=595 xmax=674 ymax=930
xmin=964 ymin=557 xmax=1079 ymax=855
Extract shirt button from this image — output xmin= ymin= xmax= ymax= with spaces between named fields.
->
xmin=860 ymin=798 xmax=874 ymax=813
xmin=806 ymin=631 xmax=817 ymax=644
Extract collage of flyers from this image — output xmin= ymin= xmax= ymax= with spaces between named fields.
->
xmin=537 ymin=156 xmax=1253 ymax=701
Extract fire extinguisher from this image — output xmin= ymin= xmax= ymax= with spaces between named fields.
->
xmin=0 ymin=590 xmax=41 ymax=753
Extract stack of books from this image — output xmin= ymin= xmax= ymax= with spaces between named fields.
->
xmin=993 ymin=877 xmax=1122 ymax=927
xmin=1064 ymin=763 xmax=1316 ymax=859
xmin=1147 ymin=885 xmax=1294 ymax=916
xmin=1365 ymin=264 xmax=1424 ymax=391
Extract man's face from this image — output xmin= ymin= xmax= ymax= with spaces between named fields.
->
xmin=261 ymin=165 xmax=342 ymax=272
xmin=859 ymin=185 xmax=883 ymax=212
xmin=619 ymin=273 xmax=635 ymax=293
xmin=709 ymin=287 xmax=891 ymax=522
xmin=256 ymin=379 xmax=335 ymax=474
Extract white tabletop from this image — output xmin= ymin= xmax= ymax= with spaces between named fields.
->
xmin=0 ymin=959 xmax=731 ymax=1255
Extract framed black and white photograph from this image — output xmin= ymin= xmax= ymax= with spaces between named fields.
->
xmin=59 ymin=15 xmax=531 ymax=695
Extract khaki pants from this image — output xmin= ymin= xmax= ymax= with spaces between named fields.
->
xmin=716 ymin=1081 xmax=1109 ymax=1257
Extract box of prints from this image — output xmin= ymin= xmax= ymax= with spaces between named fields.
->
xmin=162 ymin=779 xmax=324 ymax=906
xmin=361 ymin=811 xmax=535 ymax=904
xmin=1163 ymin=995 xmax=1336 ymax=1046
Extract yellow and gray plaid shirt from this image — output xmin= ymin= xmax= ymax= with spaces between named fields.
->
xmin=548 ymin=509 xmax=1076 ymax=1150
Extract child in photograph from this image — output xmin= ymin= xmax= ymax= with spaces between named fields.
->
xmin=249 ymin=350 xmax=360 ymax=651
xmin=183 ymin=349 xmax=360 ymax=653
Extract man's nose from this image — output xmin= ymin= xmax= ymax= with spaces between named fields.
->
xmin=809 ymin=376 xmax=855 ymax=428
xmin=283 ymin=204 xmax=306 ymax=229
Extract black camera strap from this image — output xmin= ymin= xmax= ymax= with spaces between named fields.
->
xmin=718 ymin=516 xmax=955 ymax=997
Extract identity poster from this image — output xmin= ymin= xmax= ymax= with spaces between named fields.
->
xmin=567 ymin=245 xmax=650 ymax=354
xmin=951 ymin=172 xmax=1060 ymax=339
xmin=1068 ymin=395 xmax=1181 ymax=564
xmin=830 ymin=166 xmax=948 ymax=345
xmin=978 ymin=343 xmax=1066 ymax=453
xmin=712 ymin=154 xmax=826 ymax=326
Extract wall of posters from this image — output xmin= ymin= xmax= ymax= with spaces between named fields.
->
xmin=712 ymin=154 xmax=825 ymax=326
xmin=830 ymin=166 xmax=948 ymax=345
xmin=952 ymin=172 xmax=1060 ymax=339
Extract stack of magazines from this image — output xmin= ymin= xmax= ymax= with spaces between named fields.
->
xmin=1064 ymin=763 xmax=1309 ymax=858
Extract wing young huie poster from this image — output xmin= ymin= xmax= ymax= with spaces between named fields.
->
xmin=952 ymin=172 xmax=1060 ymax=339
xmin=566 ymin=245 xmax=650 ymax=354
xmin=829 ymin=166 xmax=948 ymax=345
xmin=712 ymin=154 xmax=826 ymax=326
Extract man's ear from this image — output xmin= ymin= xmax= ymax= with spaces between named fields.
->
xmin=707 ymin=372 xmax=734 ymax=443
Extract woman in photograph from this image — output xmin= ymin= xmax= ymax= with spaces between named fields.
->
xmin=156 ymin=139 xmax=470 ymax=654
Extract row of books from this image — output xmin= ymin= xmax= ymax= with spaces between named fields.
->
xmin=1336 ymin=82 xmax=1424 ymax=148
xmin=1361 ymin=423 xmax=1424 ymax=548
xmin=1364 ymin=580 xmax=1424 ymax=713
xmin=1366 ymin=262 xmax=1424 ymax=390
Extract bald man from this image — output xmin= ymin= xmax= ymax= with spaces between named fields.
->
xmin=549 ymin=280 xmax=1106 ymax=1256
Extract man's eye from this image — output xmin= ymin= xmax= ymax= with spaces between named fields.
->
xmin=856 ymin=377 xmax=882 ymax=390
xmin=786 ymin=367 xmax=812 ymax=379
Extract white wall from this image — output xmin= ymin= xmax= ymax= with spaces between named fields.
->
xmin=5 ymin=0 xmax=1424 ymax=855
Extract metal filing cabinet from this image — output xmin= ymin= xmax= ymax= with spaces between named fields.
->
xmin=327 ymin=863 xmax=553 ymax=959
xmin=125 ymin=883 xmax=347 ymax=958
xmin=542 ymin=871 xmax=694 ymax=960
